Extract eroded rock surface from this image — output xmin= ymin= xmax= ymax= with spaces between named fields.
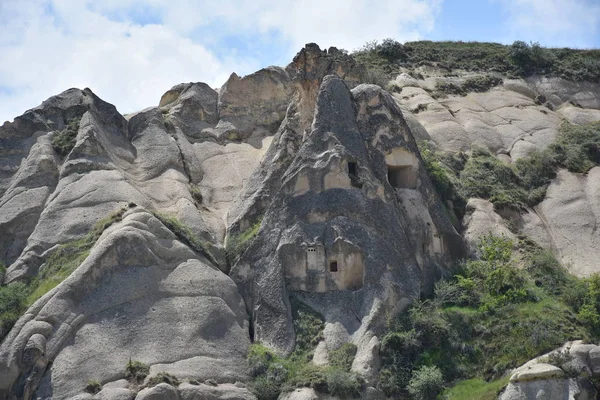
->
xmin=229 ymin=75 xmax=464 ymax=362
xmin=0 ymin=209 xmax=249 ymax=399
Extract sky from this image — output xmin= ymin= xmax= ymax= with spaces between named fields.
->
xmin=0 ymin=0 xmax=599 ymax=124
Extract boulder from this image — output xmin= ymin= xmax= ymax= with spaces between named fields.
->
xmin=135 ymin=383 xmax=179 ymax=400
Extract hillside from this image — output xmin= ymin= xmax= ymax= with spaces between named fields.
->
xmin=0 ymin=41 xmax=599 ymax=400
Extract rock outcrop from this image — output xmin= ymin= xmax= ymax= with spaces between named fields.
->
xmin=500 ymin=341 xmax=600 ymax=400
xmin=229 ymin=74 xmax=464 ymax=364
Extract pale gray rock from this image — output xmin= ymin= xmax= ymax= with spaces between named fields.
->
xmin=159 ymin=82 xmax=219 ymax=138
xmin=206 ymin=67 xmax=293 ymax=141
xmin=135 ymin=383 xmax=179 ymax=400
xmin=95 ymin=387 xmax=135 ymax=400
xmin=557 ymin=106 xmax=600 ymax=125
xmin=499 ymin=378 xmax=596 ymax=400
xmin=525 ymin=168 xmax=600 ymax=277
xmin=526 ymin=76 xmax=600 ymax=110
xmin=177 ymin=382 xmax=255 ymax=400
xmin=463 ymin=198 xmax=516 ymax=255
xmin=0 ymin=210 xmax=250 ymax=399
xmin=0 ymin=134 xmax=58 ymax=267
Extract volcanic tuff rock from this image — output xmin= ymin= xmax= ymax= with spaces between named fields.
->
xmin=499 ymin=341 xmax=600 ymax=400
xmin=1 ymin=40 xmax=600 ymax=400
xmin=229 ymin=75 xmax=464 ymax=360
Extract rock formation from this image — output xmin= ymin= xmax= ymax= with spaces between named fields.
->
xmin=0 ymin=41 xmax=599 ymax=400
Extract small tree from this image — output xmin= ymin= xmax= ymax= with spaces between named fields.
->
xmin=407 ymin=366 xmax=444 ymax=400
xmin=377 ymin=38 xmax=406 ymax=61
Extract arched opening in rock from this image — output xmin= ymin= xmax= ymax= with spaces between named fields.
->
xmin=387 ymin=166 xmax=417 ymax=189
xmin=385 ymin=148 xmax=418 ymax=189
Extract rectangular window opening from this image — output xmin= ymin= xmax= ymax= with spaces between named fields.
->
xmin=329 ymin=261 xmax=338 ymax=272
xmin=348 ymin=162 xmax=357 ymax=177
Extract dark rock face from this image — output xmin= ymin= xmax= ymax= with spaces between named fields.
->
xmin=229 ymin=75 xmax=464 ymax=356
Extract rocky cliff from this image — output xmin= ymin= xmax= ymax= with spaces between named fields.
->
xmin=0 ymin=42 xmax=599 ymax=400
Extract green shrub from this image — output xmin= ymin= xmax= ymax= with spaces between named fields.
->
xmin=459 ymin=146 xmax=529 ymax=209
xmin=353 ymin=39 xmax=600 ymax=82
xmin=125 ymin=360 xmax=150 ymax=383
xmin=407 ymin=365 xmax=444 ymax=400
xmin=146 ymin=372 xmax=180 ymax=387
xmin=326 ymin=369 xmax=362 ymax=398
xmin=527 ymin=251 xmax=571 ymax=295
xmin=248 ymin=344 xmax=279 ymax=377
xmin=252 ymin=375 xmax=282 ymax=400
xmin=435 ymin=80 xmax=464 ymax=96
xmin=291 ymin=306 xmax=325 ymax=360
xmin=549 ymin=121 xmax=600 ymax=173
xmin=52 ymin=117 xmax=81 ymax=157
xmin=418 ymin=141 xmax=466 ymax=220
xmin=376 ymin=38 xmax=406 ymax=61
xmin=85 ymin=380 xmax=102 ymax=394
xmin=190 ymin=185 xmax=203 ymax=204
xmin=462 ymin=75 xmax=503 ymax=92
xmin=328 ymin=343 xmax=357 ymax=371
xmin=363 ymin=68 xmax=390 ymax=87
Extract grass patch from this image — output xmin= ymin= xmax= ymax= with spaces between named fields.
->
xmin=152 ymin=212 xmax=219 ymax=267
xmin=84 ymin=380 xmax=102 ymax=395
xmin=457 ymin=121 xmax=600 ymax=210
xmin=225 ymin=219 xmax=262 ymax=265
xmin=444 ymin=377 xmax=510 ymax=400
xmin=125 ymin=360 xmax=150 ymax=384
xmin=0 ymin=206 xmax=129 ymax=342
xmin=146 ymin=372 xmax=180 ymax=387
xmin=51 ymin=117 xmax=81 ymax=157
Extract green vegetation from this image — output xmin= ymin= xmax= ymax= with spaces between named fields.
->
xmin=328 ymin=343 xmax=357 ymax=371
xmin=378 ymin=234 xmax=598 ymax=398
xmin=51 ymin=117 xmax=81 ymax=157
xmin=225 ymin=219 xmax=262 ymax=265
xmin=407 ymin=365 xmax=444 ymax=400
xmin=84 ymin=380 xmax=102 ymax=394
xmin=125 ymin=360 xmax=150 ymax=384
xmin=248 ymin=300 xmax=363 ymax=399
xmin=146 ymin=372 xmax=180 ymax=387
xmin=0 ymin=282 xmax=29 ymax=340
xmin=353 ymin=40 xmax=600 ymax=83
xmin=152 ymin=212 xmax=218 ymax=266
xmin=420 ymin=121 xmax=600 ymax=212
xmin=443 ymin=377 xmax=510 ymax=400
xmin=0 ymin=206 xmax=129 ymax=342
xmin=418 ymin=141 xmax=466 ymax=222
xmin=190 ymin=185 xmax=203 ymax=204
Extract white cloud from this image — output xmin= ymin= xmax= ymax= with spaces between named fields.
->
xmin=0 ymin=0 xmax=443 ymax=123
xmin=496 ymin=0 xmax=600 ymax=48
